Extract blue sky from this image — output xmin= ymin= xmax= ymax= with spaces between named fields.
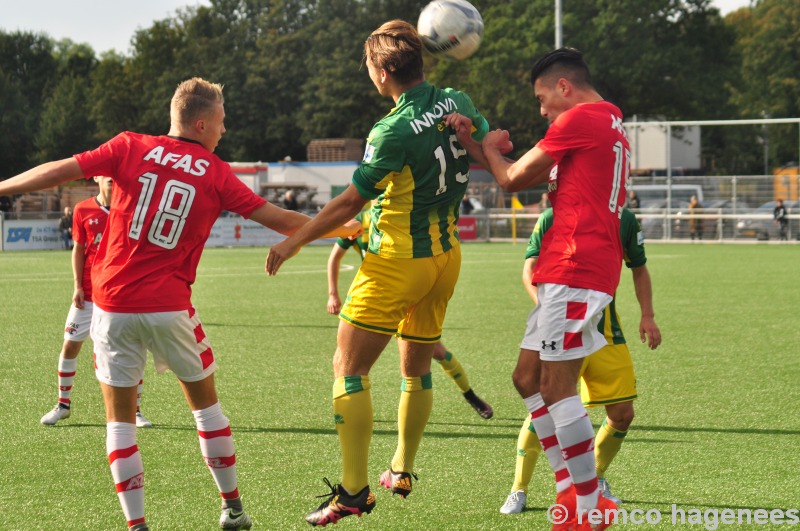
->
xmin=1 ymin=0 xmax=752 ymax=56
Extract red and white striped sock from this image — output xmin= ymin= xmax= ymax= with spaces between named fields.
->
xmin=57 ymin=357 xmax=78 ymax=407
xmin=193 ymin=402 xmax=240 ymax=502
xmin=524 ymin=393 xmax=572 ymax=493
xmin=549 ymin=396 xmax=599 ymax=514
xmin=106 ymin=422 xmax=145 ymax=528
xmin=136 ymin=379 xmax=144 ymax=411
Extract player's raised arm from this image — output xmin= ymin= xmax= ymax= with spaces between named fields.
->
xmin=0 ymin=158 xmax=84 ymax=196
xmin=248 ymin=201 xmax=361 ymax=240
xmin=443 ymin=113 xmax=502 ymax=170
xmin=484 ymin=138 xmax=554 ymax=193
xmin=265 ymin=184 xmax=367 ymax=276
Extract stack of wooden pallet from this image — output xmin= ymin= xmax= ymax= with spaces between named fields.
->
xmin=306 ymin=138 xmax=364 ymax=162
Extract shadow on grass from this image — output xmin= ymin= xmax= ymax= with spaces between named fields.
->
xmin=59 ymin=422 xmax=519 ymax=440
xmin=633 ymin=424 xmax=800 ymax=436
xmin=56 ymin=421 xmax=799 ymax=440
xmin=204 ymin=322 xmax=338 ymax=329
xmin=624 ymin=500 xmax=791 ymax=512
xmin=44 ymin=423 xmax=106 ymax=429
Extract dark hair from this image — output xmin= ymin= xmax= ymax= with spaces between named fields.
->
xmin=530 ymin=47 xmax=592 ymax=88
xmin=364 ymin=20 xmax=424 ymax=85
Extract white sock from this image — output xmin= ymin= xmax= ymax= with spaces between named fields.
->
xmin=550 ymin=396 xmax=599 ymax=513
xmin=106 ymin=422 xmax=145 ymax=528
xmin=524 ymin=393 xmax=572 ymax=493
xmin=57 ymin=357 xmax=78 ymax=407
xmin=193 ymin=402 xmax=240 ymax=502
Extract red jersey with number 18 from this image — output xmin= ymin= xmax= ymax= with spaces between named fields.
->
xmin=533 ymin=101 xmax=629 ymax=296
xmin=74 ymin=132 xmax=266 ymax=313
xmin=71 ymin=197 xmax=110 ymax=302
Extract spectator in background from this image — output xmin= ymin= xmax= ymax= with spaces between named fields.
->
xmin=283 ymin=190 xmax=299 ymax=211
xmin=58 ymin=206 xmax=73 ymax=250
xmin=0 ymin=195 xmax=12 ymax=214
xmin=538 ymin=192 xmax=551 ymax=211
xmin=688 ymin=195 xmax=702 ymax=240
xmin=626 ymin=190 xmax=640 ymax=209
xmin=461 ymin=194 xmax=474 ymax=215
xmin=774 ymin=199 xmax=788 ymax=241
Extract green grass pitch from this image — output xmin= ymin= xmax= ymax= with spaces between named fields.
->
xmin=0 ymin=243 xmax=798 ymax=530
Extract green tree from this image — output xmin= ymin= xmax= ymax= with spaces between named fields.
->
xmin=295 ymin=0 xmax=389 ymax=148
xmin=33 ymin=75 xmax=95 ymax=164
xmin=729 ymin=0 xmax=800 ymax=168
xmin=0 ymin=66 xmax=31 ymax=179
xmin=89 ymin=52 xmax=140 ymax=141
xmin=0 ymin=31 xmax=58 ymax=173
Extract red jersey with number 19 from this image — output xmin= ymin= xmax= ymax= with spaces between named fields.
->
xmin=74 ymin=132 xmax=266 ymax=313
xmin=71 ymin=197 xmax=110 ymax=302
xmin=533 ymin=101 xmax=629 ymax=296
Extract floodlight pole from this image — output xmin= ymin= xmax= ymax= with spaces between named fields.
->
xmin=555 ymin=0 xmax=563 ymax=48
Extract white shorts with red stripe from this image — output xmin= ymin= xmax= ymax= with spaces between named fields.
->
xmin=63 ymin=302 xmax=94 ymax=342
xmin=91 ymin=305 xmax=216 ymax=387
xmin=520 ymin=283 xmax=612 ymax=362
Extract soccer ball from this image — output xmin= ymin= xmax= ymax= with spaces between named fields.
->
xmin=417 ymin=0 xmax=483 ymax=60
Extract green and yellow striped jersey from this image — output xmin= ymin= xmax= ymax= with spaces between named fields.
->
xmin=525 ymin=207 xmax=647 ymax=345
xmin=352 ymin=81 xmax=489 ymax=258
xmin=336 ymin=210 xmax=371 ymax=259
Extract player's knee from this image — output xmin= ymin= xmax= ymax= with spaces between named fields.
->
xmin=539 ymin=378 xmax=579 ymax=406
xmin=431 ymin=342 xmax=446 ymax=361
xmin=62 ymin=340 xmax=83 ymax=358
xmin=607 ymin=403 xmax=634 ymax=431
xmin=512 ymin=366 xmax=537 ymax=397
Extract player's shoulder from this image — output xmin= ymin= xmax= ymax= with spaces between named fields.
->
xmin=73 ymin=197 xmax=98 ymax=214
xmin=75 ymin=196 xmax=95 ymax=208
xmin=366 ymin=120 xmax=401 ymax=152
xmin=531 ymin=207 xmax=553 ymax=239
xmin=439 ymin=85 xmax=472 ymax=103
xmin=621 ymin=206 xmax=638 ymax=226
xmin=561 ymin=100 xmax=622 ymax=123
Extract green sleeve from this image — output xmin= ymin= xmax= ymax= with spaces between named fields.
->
xmin=621 ymin=208 xmax=647 ymax=268
xmin=352 ymin=123 xmax=401 ymax=200
xmin=525 ymin=208 xmax=554 ymax=260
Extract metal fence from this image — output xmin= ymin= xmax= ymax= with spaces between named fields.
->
xmin=468 ymin=175 xmax=800 ymax=243
xmin=470 ymin=209 xmax=799 ymax=243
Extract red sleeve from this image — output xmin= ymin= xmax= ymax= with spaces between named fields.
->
xmin=218 ymin=163 xmax=267 ymax=218
xmin=74 ymin=134 xmax=126 ymax=181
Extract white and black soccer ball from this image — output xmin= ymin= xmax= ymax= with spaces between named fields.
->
xmin=417 ymin=0 xmax=483 ymax=60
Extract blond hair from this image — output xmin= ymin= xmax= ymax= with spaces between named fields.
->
xmin=364 ymin=20 xmax=423 ymax=85
xmin=170 ymin=78 xmax=224 ymax=128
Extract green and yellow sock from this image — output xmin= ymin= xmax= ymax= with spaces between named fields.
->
xmin=512 ymin=418 xmax=542 ymax=493
xmin=436 ymin=351 xmax=471 ymax=393
xmin=595 ymin=418 xmax=627 ymax=478
xmin=333 ymin=375 xmax=373 ymax=494
xmin=391 ymin=373 xmax=433 ymax=473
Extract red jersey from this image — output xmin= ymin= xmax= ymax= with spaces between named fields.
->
xmin=533 ymin=101 xmax=629 ymax=295
xmin=71 ymin=197 xmax=109 ymax=302
xmin=74 ymin=132 xmax=266 ymax=312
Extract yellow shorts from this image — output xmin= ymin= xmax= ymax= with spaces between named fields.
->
xmin=579 ymin=342 xmax=637 ymax=407
xmin=339 ymin=245 xmax=461 ymax=343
